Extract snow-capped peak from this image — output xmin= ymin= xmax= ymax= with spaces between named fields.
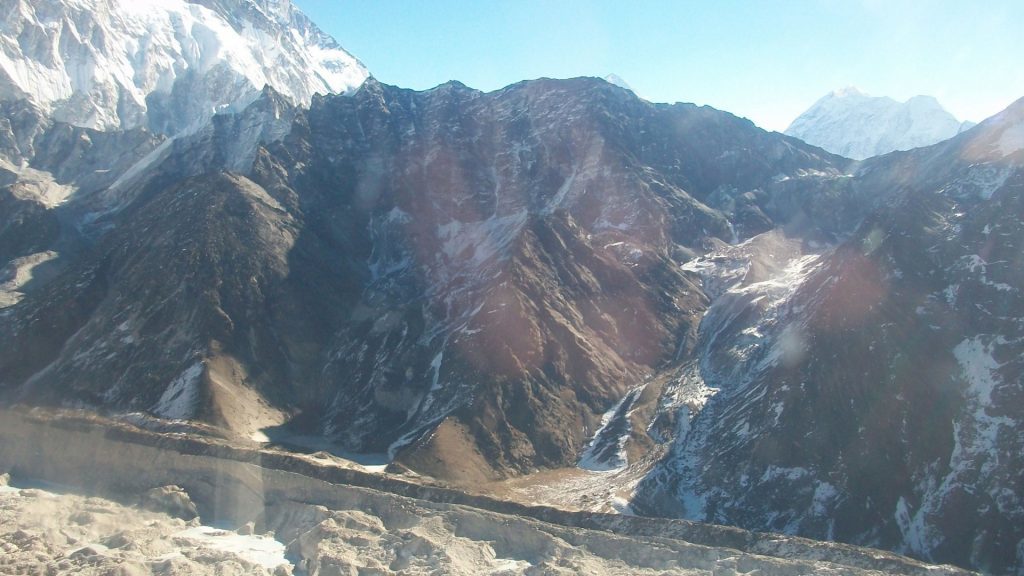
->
xmin=0 ymin=0 xmax=369 ymax=134
xmin=786 ymin=88 xmax=969 ymax=160
xmin=603 ymin=74 xmax=634 ymax=93
xmin=828 ymin=86 xmax=866 ymax=98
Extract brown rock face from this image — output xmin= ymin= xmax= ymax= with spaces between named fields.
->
xmin=244 ymin=78 xmax=851 ymax=477
xmin=0 ymin=77 xmax=851 ymax=480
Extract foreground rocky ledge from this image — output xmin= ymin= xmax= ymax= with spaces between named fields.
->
xmin=0 ymin=407 xmax=974 ymax=575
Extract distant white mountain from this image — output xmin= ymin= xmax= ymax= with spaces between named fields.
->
xmin=603 ymin=74 xmax=633 ymax=92
xmin=785 ymin=87 xmax=974 ymax=160
xmin=0 ymin=0 xmax=369 ymax=134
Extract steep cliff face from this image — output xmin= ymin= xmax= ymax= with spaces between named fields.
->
xmin=635 ymin=98 xmax=1024 ymax=574
xmin=281 ymin=79 xmax=859 ymax=479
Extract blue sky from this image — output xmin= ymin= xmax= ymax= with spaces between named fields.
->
xmin=294 ymin=1 xmax=1024 ymax=132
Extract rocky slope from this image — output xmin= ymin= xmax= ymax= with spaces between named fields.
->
xmin=785 ymin=87 xmax=974 ymax=160
xmin=635 ymin=97 xmax=1024 ymax=574
xmin=0 ymin=76 xmax=859 ymax=483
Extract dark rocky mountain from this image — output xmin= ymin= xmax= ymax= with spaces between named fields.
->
xmin=0 ymin=77 xmax=858 ymax=479
xmin=634 ymin=98 xmax=1024 ymax=574
xmin=1 ymin=2 xmax=1022 ymax=573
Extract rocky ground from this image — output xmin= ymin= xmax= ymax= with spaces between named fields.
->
xmin=0 ymin=408 xmax=975 ymax=576
xmin=0 ymin=472 xmax=974 ymax=576
xmin=0 ymin=474 xmax=292 ymax=575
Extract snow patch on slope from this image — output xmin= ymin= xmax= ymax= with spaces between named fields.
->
xmin=437 ymin=210 xmax=528 ymax=267
xmin=152 ymin=362 xmax=203 ymax=420
xmin=897 ymin=336 xmax=1014 ymax=558
xmin=953 ymin=336 xmax=1012 ymax=442
xmin=578 ymin=385 xmax=644 ymax=472
xmin=940 ymin=164 xmax=1013 ymax=200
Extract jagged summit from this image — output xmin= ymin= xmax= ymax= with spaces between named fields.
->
xmin=786 ymin=88 xmax=971 ymax=159
xmin=0 ymin=0 xmax=369 ymax=134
